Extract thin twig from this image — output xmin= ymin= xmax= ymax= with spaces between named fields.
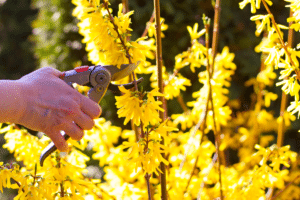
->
xmin=177 ymin=95 xmax=188 ymax=113
xmin=119 ymin=2 xmax=153 ymax=198
xmin=270 ymin=175 xmax=300 ymax=200
xmin=267 ymin=8 xmax=295 ymax=200
xmin=183 ymin=133 xmax=205 ymax=193
xmin=145 ymin=173 xmax=152 ymax=200
xmin=205 ymin=8 xmax=223 ymax=199
xmin=261 ymin=0 xmax=300 ymax=81
xmin=103 ymin=1 xmax=132 ymax=64
xmin=210 ymin=0 xmax=221 ymax=76
xmin=153 ymin=0 xmax=167 ymax=199
xmin=197 ymin=153 xmax=218 ymax=200
xmin=142 ymin=11 xmax=155 ymax=38
xmin=208 ymin=38 xmax=224 ymax=200
xmin=11 ymin=178 xmax=25 ymax=193
xmin=57 ymin=157 xmax=65 ymax=197
xmin=122 ymin=0 xmax=129 ymax=14
xmin=277 ymin=9 xmax=294 ymax=147
xmin=103 ymin=0 xmax=138 ymax=91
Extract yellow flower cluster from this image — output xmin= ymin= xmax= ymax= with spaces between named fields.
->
xmin=0 ymin=124 xmax=103 ymax=199
xmin=1 ymin=0 xmax=300 ymax=199
xmin=241 ymin=0 xmax=300 ymax=118
xmin=115 ymin=87 xmax=164 ymax=127
xmin=172 ymin=23 xmax=236 ymax=133
xmin=72 ymin=0 xmax=150 ymax=68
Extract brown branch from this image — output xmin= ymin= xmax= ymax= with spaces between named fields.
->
xmin=267 ymin=8 xmax=295 ymax=200
xmin=11 ymin=178 xmax=25 ymax=193
xmin=204 ymin=6 xmax=224 ymax=198
xmin=145 ymin=173 xmax=152 ymax=200
xmin=57 ymin=158 xmax=65 ymax=197
xmin=122 ymin=0 xmax=129 ymax=14
xmin=180 ymin=21 xmax=210 ymax=187
xmin=261 ymin=0 xmax=300 ymax=81
xmin=103 ymin=1 xmax=132 ymax=64
xmin=207 ymin=38 xmax=224 ymax=200
xmin=184 ymin=134 xmax=204 ymax=193
xmin=103 ymin=1 xmax=139 ymax=91
xmin=177 ymin=95 xmax=188 ymax=112
xmin=142 ymin=11 xmax=156 ymax=38
xmin=197 ymin=153 xmax=218 ymax=200
xmin=153 ymin=0 xmax=167 ymax=199
xmin=210 ymin=0 xmax=221 ymax=75
xmin=277 ymin=9 xmax=294 ymax=148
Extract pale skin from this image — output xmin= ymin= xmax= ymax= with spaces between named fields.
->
xmin=0 ymin=67 xmax=102 ymax=152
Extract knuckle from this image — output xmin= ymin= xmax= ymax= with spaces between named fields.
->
xmin=58 ymin=100 xmax=76 ymax=116
xmin=41 ymin=67 xmax=53 ymax=73
xmin=52 ymin=116 xmax=65 ymax=129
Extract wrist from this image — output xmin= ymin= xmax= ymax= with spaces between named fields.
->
xmin=0 ymin=80 xmax=26 ymax=124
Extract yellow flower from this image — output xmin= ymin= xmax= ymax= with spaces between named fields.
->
xmin=164 ymin=74 xmax=191 ymax=100
xmin=73 ymin=1 xmax=150 ymax=68
xmin=115 ymin=87 xmax=164 ymax=127
xmin=115 ymin=86 xmax=143 ymax=126
xmin=264 ymin=91 xmax=278 ymax=107
xmin=148 ymin=18 xmax=168 ymax=38
xmin=239 ymin=0 xmax=273 ymax=13
xmin=187 ymin=23 xmax=206 ymax=41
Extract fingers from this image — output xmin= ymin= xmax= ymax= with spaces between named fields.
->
xmin=65 ymin=122 xmax=84 ymax=141
xmin=79 ymin=96 xmax=102 ymax=119
xmin=46 ymin=130 xmax=69 ymax=152
xmin=73 ymin=112 xmax=95 ymax=130
xmin=45 ymin=122 xmax=84 ymax=152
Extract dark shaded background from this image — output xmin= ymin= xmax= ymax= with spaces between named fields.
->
xmin=0 ymin=0 xmax=299 ymax=198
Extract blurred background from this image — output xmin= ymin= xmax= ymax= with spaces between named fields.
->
xmin=0 ymin=0 xmax=299 ymax=198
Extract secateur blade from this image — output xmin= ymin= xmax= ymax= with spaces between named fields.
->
xmin=103 ymin=61 xmax=140 ymax=81
xmin=108 ymin=77 xmax=144 ymax=94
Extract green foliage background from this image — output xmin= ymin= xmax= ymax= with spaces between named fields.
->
xmin=0 ymin=0 xmax=300 ymax=197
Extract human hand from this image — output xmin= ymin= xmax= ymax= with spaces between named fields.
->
xmin=16 ymin=67 xmax=101 ymax=152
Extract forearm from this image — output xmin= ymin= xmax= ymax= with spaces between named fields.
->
xmin=0 ymin=80 xmax=24 ymax=123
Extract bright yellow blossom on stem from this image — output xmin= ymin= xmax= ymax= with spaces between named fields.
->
xmin=72 ymin=0 xmax=151 ymax=67
xmin=187 ymin=23 xmax=206 ymax=41
xmin=115 ymin=86 xmax=164 ymax=127
xmin=115 ymin=86 xmax=143 ymax=126
xmin=239 ymin=0 xmax=273 ymax=13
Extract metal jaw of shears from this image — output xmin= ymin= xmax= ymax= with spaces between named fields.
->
xmin=40 ymin=63 xmax=143 ymax=166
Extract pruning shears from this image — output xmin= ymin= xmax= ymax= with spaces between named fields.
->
xmin=40 ymin=62 xmax=142 ymax=166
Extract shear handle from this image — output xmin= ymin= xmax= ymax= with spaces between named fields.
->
xmin=40 ymin=133 xmax=70 ymax=166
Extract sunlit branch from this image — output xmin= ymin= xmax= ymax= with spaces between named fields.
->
xmin=142 ymin=11 xmax=155 ymax=38
xmin=103 ymin=0 xmax=138 ymax=91
xmin=261 ymin=0 xmax=300 ymax=82
xmin=153 ymin=0 xmax=167 ymax=199
xmin=277 ymin=9 xmax=294 ymax=148
xmin=206 ymin=23 xmax=224 ymax=200
xmin=211 ymin=0 xmax=221 ymax=76
xmin=271 ymin=175 xmax=300 ymax=200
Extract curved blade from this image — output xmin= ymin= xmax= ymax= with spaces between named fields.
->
xmin=102 ymin=62 xmax=140 ymax=81
xmin=108 ymin=77 xmax=144 ymax=94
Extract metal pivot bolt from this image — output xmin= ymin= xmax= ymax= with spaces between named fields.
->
xmin=96 ymin=73 xmax=107 ymax=84
xmin=95 ymin=86 xmax=104 ymax=93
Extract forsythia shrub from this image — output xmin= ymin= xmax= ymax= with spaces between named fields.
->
xmin=1 ymin=0 xmax=300 ymax=199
